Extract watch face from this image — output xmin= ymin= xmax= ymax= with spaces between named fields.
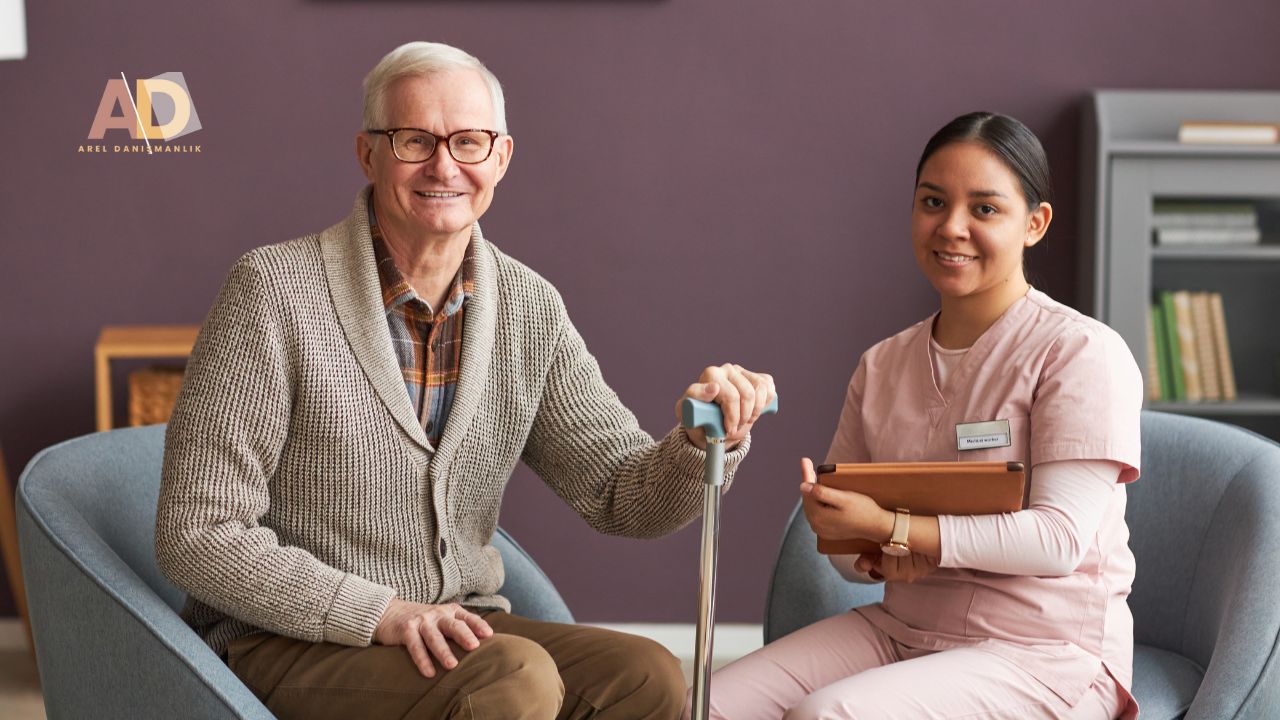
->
xmin=880 ymin=542 xmax=911 ymax=557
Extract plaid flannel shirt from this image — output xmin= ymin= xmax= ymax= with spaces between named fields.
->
xmin=369 ymin=205 xmax=474 ymax=448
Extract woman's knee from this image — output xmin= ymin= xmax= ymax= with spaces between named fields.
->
xmin=783 ymin=695 xmax=858 ymax=720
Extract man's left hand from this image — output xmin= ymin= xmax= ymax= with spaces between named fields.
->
xmin=677 ymin=363 xmax=776 ymax=450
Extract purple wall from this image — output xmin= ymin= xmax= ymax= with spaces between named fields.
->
xmin=2 ymin=1 xmax=1279 ymax=623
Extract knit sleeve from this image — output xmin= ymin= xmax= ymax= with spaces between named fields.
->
xmin=156 ymin=255 xmax=395 ymax=647
xmin=520 ymin=312 xmax=749 ymax=539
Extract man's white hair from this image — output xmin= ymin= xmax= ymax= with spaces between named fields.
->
xmin=362 ymin=41 xmax=507 ymax=135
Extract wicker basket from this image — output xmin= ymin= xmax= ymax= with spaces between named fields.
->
xmin=127 ymin=365 xmax=186 ymax=427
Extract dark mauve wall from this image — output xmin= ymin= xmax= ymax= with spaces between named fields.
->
xmin=2 ymin=1 xmax=1279 ymax=622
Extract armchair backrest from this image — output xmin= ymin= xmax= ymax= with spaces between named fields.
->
xmin=18 ymin=424 xmax=572 ymax=719
xmin=764 ymin=502 xmax=884 ymax=644
xmin=23 ymin=424 xmax=185 ymax=609
xmin=1124 ymin=412 xmax=1280 ymax=672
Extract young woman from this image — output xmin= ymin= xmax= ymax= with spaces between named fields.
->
xmin=696 ymin=113 xmax=1142 ymax=719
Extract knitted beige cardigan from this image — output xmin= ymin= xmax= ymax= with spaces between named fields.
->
xmin=156 ymin=187 xmax=749 ymax=656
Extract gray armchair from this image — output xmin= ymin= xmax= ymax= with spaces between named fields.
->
xmin=17 ymin=424 xmax=573 ymax=720
xmin=764 ymin=411 xmax=1280 ymax=719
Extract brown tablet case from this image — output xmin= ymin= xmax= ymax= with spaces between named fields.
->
xmin=813 ymin=461 xmax=1026 ymax=554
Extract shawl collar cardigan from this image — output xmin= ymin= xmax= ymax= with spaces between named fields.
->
xmin=156 ymin=187 xmax=750 ymax=656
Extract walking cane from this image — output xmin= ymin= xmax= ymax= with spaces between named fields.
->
xmin=681 ymin=395 xmax=778 ymax=720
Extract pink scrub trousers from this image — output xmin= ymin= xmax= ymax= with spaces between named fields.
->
xmin=688 ymin=611 xmax=1125 ymax=720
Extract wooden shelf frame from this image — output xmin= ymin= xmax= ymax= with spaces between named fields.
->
xmin=94 ymin=325 xmax=199 ymax=432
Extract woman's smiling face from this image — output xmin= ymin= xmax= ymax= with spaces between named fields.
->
xmin=911 ymin=141 xmax=1050 ymax=303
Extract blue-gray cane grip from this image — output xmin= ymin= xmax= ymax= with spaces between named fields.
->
xmin=680 ymin=396 xmax=778 ymax=439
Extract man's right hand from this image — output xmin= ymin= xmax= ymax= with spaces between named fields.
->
xmin=373 ymin=599 xmax=494 ymax=677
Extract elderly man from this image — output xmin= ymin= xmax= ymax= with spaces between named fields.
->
xmin=156 ymin=41 xmax=775 ymax=719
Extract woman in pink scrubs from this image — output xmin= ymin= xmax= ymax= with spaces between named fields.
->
xmin=697 ymin=113 xmax=1142 ymax=719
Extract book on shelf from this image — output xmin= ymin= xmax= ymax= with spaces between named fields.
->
xmin=1158 ymin=292 xmax=1186 ymax=401
xmin=1154 ymin=227 xmax=1262 ymax=245
xmin=1151 ymin=201 xmax=1261 ymax=245
xmin=1208 ymin=293 xmax=1238 ymax=401
xmin=1189 ymin=292 xmax=1221 ymax=402
xmin=1150 ymin=290 xmax=1238 ymax=404
xmin=1145 ymin=308 xmax=1162 ymax=402
xmin=1152 ymin=202 xmax=1258 ymax=229
xmin=1171 ymin=291 xmax=1203 ymax=402
xmin=1150 ymin=303 xmax=1174 ymax=401
xmin=1178 ymin=120 xmax=1280 ymax=145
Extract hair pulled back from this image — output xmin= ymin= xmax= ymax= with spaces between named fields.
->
xmin=916 ymin=112 xmax=1052 ymax=209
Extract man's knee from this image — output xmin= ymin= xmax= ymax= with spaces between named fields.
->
xmin=460 ymin=634 xmax=564 ymax=716
xmin=594 ymin=633 xmax=686 ymax=716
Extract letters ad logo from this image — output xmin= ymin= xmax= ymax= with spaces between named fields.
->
xmin=81 ymin=72 xmax=203 ymax=155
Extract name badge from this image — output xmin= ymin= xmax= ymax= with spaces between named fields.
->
xmin=956 ymin=419 xmax=1011 ymax=451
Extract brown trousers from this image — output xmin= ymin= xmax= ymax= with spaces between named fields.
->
xmin=226 ymin=611 xmax=686 ymax=720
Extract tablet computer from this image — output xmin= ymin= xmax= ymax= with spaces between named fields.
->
xmin=813 ymin=461 xmax=1026 ymax=554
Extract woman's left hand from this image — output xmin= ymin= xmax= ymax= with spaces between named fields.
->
xmin=855 ymin=551 xmax=938 ymax=583
xmin=799 ymin=458 xmax=893 ymax=541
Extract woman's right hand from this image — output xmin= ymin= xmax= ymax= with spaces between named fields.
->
xmin=802 ymin=455 xmax=940 ymax=584
xmin=374 ymin=599 xmax=493 ymax=677
xmin=799 ymin=457 xmax=894 ymax=542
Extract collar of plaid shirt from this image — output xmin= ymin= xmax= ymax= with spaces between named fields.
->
xmin=367 ymin=194 xmax=476 ymax=445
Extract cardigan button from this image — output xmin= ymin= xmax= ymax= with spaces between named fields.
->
xmin=439 ymin=538 xmax=448 ymax=557
xmin=424 ymin=420 xmax=435 ymax=435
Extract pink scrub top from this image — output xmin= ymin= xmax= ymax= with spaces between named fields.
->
xmin=826 ymin=287 xmax=1143 ymax=716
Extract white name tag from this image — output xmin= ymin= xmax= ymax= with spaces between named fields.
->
xmin=956 ymin=419 xmax=1012 ymax=451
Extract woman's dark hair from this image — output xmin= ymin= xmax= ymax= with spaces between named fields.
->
xmin=915 ymin=112 xmax=1053 ymax=209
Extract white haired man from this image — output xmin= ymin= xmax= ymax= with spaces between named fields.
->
xmin=156 ymin=41 xmax=776 ymax=719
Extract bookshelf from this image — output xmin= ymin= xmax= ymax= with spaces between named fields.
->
xmin=1080 ymin=90 xmax=1280 ymax=439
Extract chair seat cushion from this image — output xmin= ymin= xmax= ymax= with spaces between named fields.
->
xmin=1132 ymin=644 xmax=1203 ymax=720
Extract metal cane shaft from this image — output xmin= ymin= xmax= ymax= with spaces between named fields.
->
xmin=692 ymin=439 xmax=725 ymax=720
xmin=679 ymin=396 xmax=776 ymax=720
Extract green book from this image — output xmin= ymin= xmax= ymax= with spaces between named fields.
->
xmin=1151 ymin=304 xmax=1173 ymax=401
xmin=1158 ymin=291 xmax=1186 ymax=401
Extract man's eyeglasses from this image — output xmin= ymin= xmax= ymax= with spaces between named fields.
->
xmin=365 ymin=128 xmax=501 ymax=164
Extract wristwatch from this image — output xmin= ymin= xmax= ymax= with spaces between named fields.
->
xmin=880 ymin=508 xmax=911 ymax=557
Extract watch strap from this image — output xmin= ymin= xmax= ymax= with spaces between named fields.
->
xmin=888 ymin=508 xmax=910 ymax=546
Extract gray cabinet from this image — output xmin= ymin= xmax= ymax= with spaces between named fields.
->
xmin=1080 ymin=90 xmax=1280 ymax=438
